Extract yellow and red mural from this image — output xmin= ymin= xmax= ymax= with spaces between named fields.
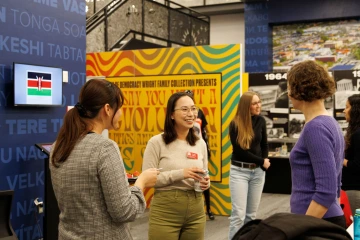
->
xmin=86 ymin=44 xmax=242 ymax=216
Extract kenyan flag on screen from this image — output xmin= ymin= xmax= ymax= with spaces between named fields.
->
xmin=27 ymin=71 xmax=52 ymax=96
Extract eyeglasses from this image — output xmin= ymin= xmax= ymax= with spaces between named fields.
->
xmin=174 ymin=106 xmax=199 ymax=114
xmin=251 ymin=101 xmax=262 ymax=106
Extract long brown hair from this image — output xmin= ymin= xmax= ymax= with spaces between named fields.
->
xmin=345 ymin=94 xmax=360 ymax=151
xmin=231 ymin=91 xmax=259 ymax=149
xmin=51 ymin=79 xmax=124 ymax=167
xmin=162 ymin=92 xmax=199 ymax=146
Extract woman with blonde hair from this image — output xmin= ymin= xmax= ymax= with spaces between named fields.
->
xmin=228 ymin=91 xmax=270 ymax=239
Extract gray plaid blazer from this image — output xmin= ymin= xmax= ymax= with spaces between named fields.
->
xmin=50 ymin=133 xmax=145 ymax=239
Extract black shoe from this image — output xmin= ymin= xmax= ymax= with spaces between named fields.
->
xmin=208 ymin=211 xmax=215 ymax=220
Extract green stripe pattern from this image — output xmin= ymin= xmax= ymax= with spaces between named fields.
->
xmin=27 ymin=88 xmax=51 ymax=96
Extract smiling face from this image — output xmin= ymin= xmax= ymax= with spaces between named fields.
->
xmin=344 ymin=100 xmax=351 ymax=122
xmin=171 ymin=96 xmax=197 ymax=132
xmin=250 ymin=94 xmax=261 ymax=116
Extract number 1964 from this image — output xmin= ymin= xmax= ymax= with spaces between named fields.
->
xmin=264 ymin=73 xmax=287 ymax=80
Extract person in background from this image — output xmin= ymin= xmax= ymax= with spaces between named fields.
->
xmin=287 ymin=60 xmax=346 ymax=228
xmin=342 ymin=93 xmax=360 ymax=215
xmin=142 ymin=91 xmax=210 ymax=240
xmin=275 ymin=80 xmax=289 ymax=108
xmin=228 ymin=91 xmax=270 ymax=240
xmin=50 ymin=79 xmax=159 ymax=239
xmin=185 ymin=89 xmax=215 ymax=220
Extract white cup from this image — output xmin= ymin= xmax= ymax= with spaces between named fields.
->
xmin=194 ymin=170 xmax=209 ymax=192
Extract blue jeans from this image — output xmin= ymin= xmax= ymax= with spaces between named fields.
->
xmin=228 ymin=164 xmax=265 ymax=240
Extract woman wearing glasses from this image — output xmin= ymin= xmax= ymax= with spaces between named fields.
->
xmin=142 ymin=91 xmax=210 ymax=240
xmin=228 ymin=91 xmax=270 ymax=240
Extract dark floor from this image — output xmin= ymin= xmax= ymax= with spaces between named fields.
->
xmin=130 ymin=193 xmax=291 ymax=240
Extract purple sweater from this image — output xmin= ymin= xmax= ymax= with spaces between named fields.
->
xmin=289 ymin=115 xmax=344 ymax=218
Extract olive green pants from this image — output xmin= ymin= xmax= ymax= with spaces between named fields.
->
xmin=148 ymin=189 xmax=206 ymax=240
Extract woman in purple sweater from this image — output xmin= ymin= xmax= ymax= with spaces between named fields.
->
xmin=287 ymin=60 xmax=346 ymax=228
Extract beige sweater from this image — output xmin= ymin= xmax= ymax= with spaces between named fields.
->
xmin=142 ymin=133 xmax=208 ymax=191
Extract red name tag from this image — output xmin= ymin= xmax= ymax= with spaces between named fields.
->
xmin=186 ymin=152 xmax=198 ymax=160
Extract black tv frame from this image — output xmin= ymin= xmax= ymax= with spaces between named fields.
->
xmin=13 ymin=62 xmax=63 ymax=107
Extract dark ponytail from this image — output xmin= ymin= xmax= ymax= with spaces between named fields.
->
xmin=51 ymin=79 xmax=124 ymax=167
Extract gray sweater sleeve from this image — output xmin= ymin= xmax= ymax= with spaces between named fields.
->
xmin=98 ymin=140 xmax=146 ymax=222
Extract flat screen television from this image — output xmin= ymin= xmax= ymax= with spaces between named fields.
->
xmin=14 ymin=62 xmax=63 ymax=106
